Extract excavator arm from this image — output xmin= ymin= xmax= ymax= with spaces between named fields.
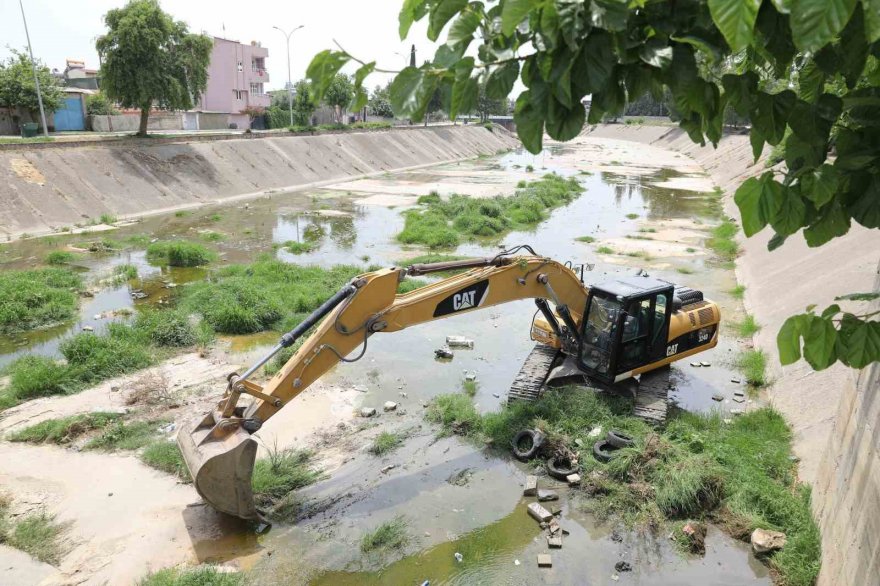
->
xmin=178 ymin=252 xmax=588 ymax=521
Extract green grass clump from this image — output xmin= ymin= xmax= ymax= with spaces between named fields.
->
xmin=141 ymin=440 xmax=190 ymax=480
xmin=138 ymin=566 xmax=245 ymax=586
xmin=707 ymin=220 xmax=739 ymax=262
xmin=251 ymin=449 xmax=321 ymax=508
xmin=737 ymin=349 xmax=768 ymax=387
xmin=113 ymin=263 xmax=138 ymax=283
xmin=397 ymin=174 xmax=583 ymax=249
xmin=180 ymin=260 xmax=362 ymax=334
xmin=425 ymin=394 xmax=481 ymax=436
xmin=596 ymin=246 xmax=615 ymax=254
xmin=625 ymin=213 xmax=639 ymax=219
xmin=729 ymin=284 xmax=746 ymax=299
xmin=360 ymin=516 xmax=409 ymax=553
xmin=1 ymin=355 xmax=78 ymax=405
xmin=525 ymin=164 xmax=534 ymax=172
xmin=146 ymin=240 xmax=215 ymax=267
xmin=370 ymin=431 xmax=404 ymax=456
xmin=283 ymin=240 xmax=317 ymax=254
xmin=86 ymin=420 xmax=167 ymax=451
xmin=0 ymin=268 xmax=82 ymax=334
xmin=463 ymin=379 xmax=478 ymax=397
xmin=200 ymin=231 xmax=225 ymax=242
xmin=9 ymin=412 xmax=122 ymax=444
xmin=45 ymin=250 xmax=77 ymax=265
xmin=60 ymin=325 xmax=155 ymax=385
xmin=676 ymin=266 xmax=695 ymax=274
xmin=134 ymin=309 xmax=200 ymax=347
xmin=99 ymin=213 xmax=117 ymax=224
xmin=575 ymin=236 xmax=595 ymax=243
xmin=733 ymin=314 xmax=761 ymax=338
xmin=0 ymin=500 xmax=67 ymax=565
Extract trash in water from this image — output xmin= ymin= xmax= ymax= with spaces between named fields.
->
xmin=446 ymin=335 xmax=474 ymax=349
xmin=435 ymin=346 xmax=454 ymax=360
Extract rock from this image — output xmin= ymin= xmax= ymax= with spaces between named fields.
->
xmin=434 ymin=346 xmax=454 ymax=359
xmin=712 ymin=394 xmax=724 ymax=401
xmin=524 ymin=475 xmax=538 ymax=496
xmin=548 ymin=518 xmax=561 ymax=535
xmin=110 ymin=386 xmax=120 ymax=393
xmin=82 ymin=325 xmax=94 ymax=331
xmin=93 ymin=314 xmax=102 ymax=320
xmin=527 ymin=502 xmax=554 ymax=523
xmin=383 ymin=401 xmax=398 ymax=412
xmin=359 ymin=407 xmax=377 ymax=418
xmin=610 ymin=530 xmax=623 ymax=543
xmin=381 ymin=464 xmax=396 ymax=473
xmin=537 ymin=489 xmax=559 ymax=502
xmin=537 ymin=554 xmax=552 ymax=567
xmin=587 ymin=426 xmax=603 ymax=438
xmin=547 ymin=535 xmax=563 ymax=548
xmin=446 ymin=335 xmax=474 ymax=349
xmin=733 ymin=391 xmax=745 ymax=398
xmin=566 ymin=473 xmax=581 ymax=486
xmin=615 ymin=561 xmax=632 ymax=572
xmin=751 ymin=528 xmax=787 ymax=554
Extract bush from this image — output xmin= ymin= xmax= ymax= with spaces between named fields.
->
xmin=0 ymin=268 xmax=82 ymax=333
xmin=60 ymin=325 xmax=154 ymax=384
xmin=86 ymin=92 xmax=119 ymax=116
xmin=134 ymin=310 xmax=198 ymax=347
xmin=146 ymin=241 xmax=215 ymax=267
xmin=45 ymin=250 xmax=77 ymax=265
xmin=283 ymin=240 xmax=316 ymax=254
xmin=737 ymin=349 xmax=768 ymax=387
xmin=3 ymin=355 xmax=78 ymax=402
xmin=425 ymin=394 xmax=481 ymax=436
xmin=369 ymin=431 xmax=404 ymax=455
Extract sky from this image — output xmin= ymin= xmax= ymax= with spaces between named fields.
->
xmin=0 ymin=0 xmax=436 ymax=90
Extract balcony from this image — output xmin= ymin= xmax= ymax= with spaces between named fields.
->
xmin=250 ymin=68 xmax=269 ymax=83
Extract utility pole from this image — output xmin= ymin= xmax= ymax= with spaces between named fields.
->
xmin=272 ymin=25 xmax=304 ymax=127
xmin=19 ymin=0 xmax=49 ymax=137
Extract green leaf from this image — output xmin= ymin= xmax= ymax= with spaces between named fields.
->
xmin=804 ymin=200 xmax=851 ymax=246
xmin=821 ymin=304 xmax=842 ymax=319
xmin=778 ymin=314 xmax=808 ymax=364
xmin=803 ymin=315 xmax=839 ymax=370
xmin=352 ymin=61 xmax=376 ymax=112
xmin=750 ymin=126 xmax=765 ymax=162
xmin=580 ymin=32 xmax=616 ymax=94
xmin=428 ymin=0 xmax=468 ymax=42
xmin=787 ymin=100 xmax=833 ymax=144
xmin=790 ymin=0 xmax=858 ymax=52
xmin=639 ymin=39 xmax=674 ymax=69
xmin=837 ymin=315 xmax=880 ymax=368
xmin=767 ymin=232 xmax=788 ymax=251
xmin=546 ymin=98 xmax=586 ymax=141
xmin=486 ymin=61 xmax=520 ymax=99
xmin=590 ymin=0 xmax=629 ymax=32
xmin=734 ymin=176 xmax=767 ymax=236
xmin=864 ymin=0 xmax=880 ymax=41
xmin=835 ymin=292 xmax=880 ymax=301
xmin=389 ymin=66 xmax=438 ymax=121
xmin=770 ymin=185 xmax=807 ymax=236
xmin=400 ymin=0 xmax=429 ymax=39
xmin=306 ymin=51 xmax=350 ymax=101
xmin=798 ymin=60 xmax=825 ymax=104
xmin=800 ymin=164 xmax=839 ymax=208
xmin=848 ymin=175 xmax=880 ymax=228
xmin=557 ymin=0 xmax=588 ymax=51
xmin=671 ymin=35 xmax=721 ymax=65
xmin=753 ymin=90 xmax=796 ymax=145
xmin=501 ymin=0 xmax=537 ymax=36
xmin=722 ymin=72 xmax=759 ymax=116
xmin=708 ymin=0 xmax=761 ymax=52
xmin=514 ymin=91 xmax=544 ymax=153
xmin=448 ymin=6 xmax=482 ymax=49
xmin=450 ymin=58 xmax=477 ymax=119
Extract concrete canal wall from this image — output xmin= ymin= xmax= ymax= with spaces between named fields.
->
xmin=0 ymin=125 xmax=518 ymax=239
xmin=585 ymin=123 xmax=880 ymax=586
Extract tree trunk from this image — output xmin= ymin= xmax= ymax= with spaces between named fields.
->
xmin=137 ymin=107 xmax=150 ymax=137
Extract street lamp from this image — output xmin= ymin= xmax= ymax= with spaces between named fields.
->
xmin=272 ymin=25 xmax=305 ymax=127
xmin=18 ymin=0 xmax=49 ymax=137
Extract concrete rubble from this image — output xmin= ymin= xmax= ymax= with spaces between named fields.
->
xmin=523 ymin=475 xmax=538 ymax=496
xmin=359 ymin=407 xmax=377 ymax=418
xmin=383 ymin=401 xmax=398 ymax=411
xmin=537 ymin=489 xmax=558 ymax=502
xmin=434 ymin=346 xmax=454 ymax=359
xmin=537 ymin=554 xmax=552 ymax=567
xmin=446 ymin=335 xmax=474 ymax=348
xmin=527 ymin=502 xmax=554 ymax=522
xmin=751 ymin=528 xmax=787 ymax=554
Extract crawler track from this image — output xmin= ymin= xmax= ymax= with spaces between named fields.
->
xmin=507 ymin=343 xmax=561 ymax=403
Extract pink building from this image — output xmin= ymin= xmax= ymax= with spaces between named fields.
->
xmin=197 ymin=37 xmax=270 ymax=129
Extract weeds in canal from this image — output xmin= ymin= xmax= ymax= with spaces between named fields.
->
xmin=9 ymin=412 xmax=122 ymax=445
xmin=209 ymin=214 xmax=222 ymax=222
xmin=174 ymin=210 xmax=191 ymax=218
xmin=525 ymin=164 xmax=534 ymax=172
xmin=146 ymin=240 xmax=216 ymax=267
xmin=686 ymin=247 xmax=697 ymax=253
xmin=99 ymin=213 xmax=117 ymax=224
xmin=707 ymin=220 xmax=739 ymax=262
xmin=575 ymin=236 xmax=595 ymax=243
xmin=252 ymin=446 xmax=321 ymax=510
xmin=0 ymin=356 xmax=78 ymax=408
xmin=370 ymin=431 xmax=405 ymax=456
xmin=736 ymin=349 xmax=768 ymax=387
xmin=596 ymin=246 xmax=615 ymax=254
xmin=113 ymin=263 xmax=138 ymax=284
xmin=141 ymin=440 xmax=190 ymax=481
xmin=45 ymin=250 xmax=78 ymax=265
xmin=0 ymin=268 xmax=82 ymax=334
xmin=733 ymin=314 xmax=761 ymax=338
xmin=398 ymin=175 xmax=583 ymax=249
xmin=138 ymin=566 xmax=245 ymax=586
xmin=0 ymin=496 xmax=68 ymax=565
xmin=676 ymin=267 xmax=694 ymax=275
xmin=360 ymin=516 xmax=410 ymax=553
xmin=283 ymin=240 xmax=317 ymax=254
xmin=729 ymin=284 xmax=746 ymax=299
xmin=200 ymin=231 xmax=225 ymax=242
xmin=424 ymin=388 xmax=818 ymax=585
xmin=86 ymin=420 xmax=169 ymax=451
xmin=638 ymin=227 xmax=657 ymax=233
xmin=463 ymin=378 xmax=478 ymax=397
xmin=625 ymin=213 xmax=639 ymax=219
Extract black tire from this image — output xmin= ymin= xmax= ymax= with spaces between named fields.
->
xmin=593 ymin=440 xmax=619 ymax=463
xmin=606 ymin=430 xmax=634 ymax=449
xmin=512 ymin=429 xmax=543 ymax=461
xmin=546 ymin=456 xmax=579 ymax=480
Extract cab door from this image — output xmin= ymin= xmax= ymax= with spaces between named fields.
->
xmin=617 ymin=287 xmax=674 ymax=374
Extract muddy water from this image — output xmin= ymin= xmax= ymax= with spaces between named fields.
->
xmin=0 ymin=137 xmax=763 ymax=584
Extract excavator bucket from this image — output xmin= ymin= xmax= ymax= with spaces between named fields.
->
xmin=177 ymin=411 xmax=260 ymax=521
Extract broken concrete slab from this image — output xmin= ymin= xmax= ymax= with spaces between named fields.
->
xmin=383 ymin=401 xmax=398 ymax=411
xmin=523 ymin=475 xmax=538 ymax=496
xmin=566 ymin=473 xmax=581 ymax=486
xmin=359 ymin=407 xmax=377 ymax=417
xmin=547 ymin=535 xmax=562 ymax=548
xmin=527 ymin=502 xmax=554 ymax=522
xmin=712 ymin=393 xmax=724 ymax=401
xmin=537 ymin=489 xmax=559 ymax=502
xmin=751 ymin=528 xmax=787 ymax=554
xmin=537 ymin=554 xmax=552 ymax=567
xmin=446 ymin=335 xmax=474 ymax=348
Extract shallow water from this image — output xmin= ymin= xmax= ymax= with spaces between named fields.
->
xmin=0 ymin=139 xmax=763 ymax=584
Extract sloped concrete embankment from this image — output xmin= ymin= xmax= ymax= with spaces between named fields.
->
xmin=586 ymin=124 xmax=880 ymax=585
xmin=0 ymin=125 xmax=518 ymax=239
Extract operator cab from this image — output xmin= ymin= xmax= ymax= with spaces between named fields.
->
xmin=578 ymin=276 xmax=676 ymax=385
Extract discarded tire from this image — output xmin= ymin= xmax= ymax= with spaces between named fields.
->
xmin=546 ymin=456 xmax=579 ymax=480
xmin=606 ymin=429 xmax=634 ymax=449
xmin=592 ymin=440 xmax=619 ymax=462
xmin=512 ymin=429 xmax=545 ymax=461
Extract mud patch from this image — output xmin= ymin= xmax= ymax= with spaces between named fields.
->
xmin=10 ymin=158 xmax=45 ymax=185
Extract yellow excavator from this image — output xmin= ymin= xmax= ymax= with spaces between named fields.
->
xmin=178 ymin=247 xmax=720 ymax=522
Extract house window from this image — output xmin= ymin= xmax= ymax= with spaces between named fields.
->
xmin=233 ymin=90 xmax=245 ymax=100
xmin=251 ymin=57 xmax=265 ymax=72
xmin=237 ymin=60 xmax=243 ymax=72
xmin=249 ymin=82 xmax=263 ymax=96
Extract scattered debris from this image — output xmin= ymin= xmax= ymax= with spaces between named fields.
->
xmin=615 ymin=561 xmax=632 ymax=572
xmin=383 ymin=401 xmax=398 ymax=412
xmin=547 ymin=535 xmax=562 ymax=548
xmin=566 ymin=473 xmax=581 ymax=486
xmin=789 ymin=455 xmax=801 ymax=463
xmin=399 ymin=392 xmax=408 ymax=398
xmin=464 ymin=371 xmax=477 ymax=382
xmin=380 ymin=464 xmax=396 ymax=473
xmin=610 ymin=530 xmax=623 ymax=543
xmin=130 ymin=289 xmax=148 ymax=300
xmin=731 ymin=378 xmax=742 ymax=384
xmin=712 ymin=393 xmax=724 ymax=401
xmin=524 ymin=475 xmax=538 ymax=496
xmin=514 ymin=559 xmax=520 ymax=566
xmin=537 ymin=554 xmax=552 ymax=567
xmin=751 ymin=528 xmax=787 ymax=554
xmin=733 ymin=396 xmax=745 ymax=403
xmin=700 ymin=361 xmax=711 ymax=367
xmin=492 ymin=393 xmax=500 ymax=398
xmin=548 ymin=518 xmax=561 ymax=535
xmin=680 ymin=522 xmax=707 ymax=555
xmin=83 ymin=325 xmax=94 ymax=331
xmin=527 ymin=502 xmax=554 ymax=523
xmin=447 ymin=468 xmax=474 ymax=487
xmin=359 ymin=407 xmax=377 ymax=417
xmin=434 ymin=346 xmax=454 ymax=359
xmin=690 ymin=362 xmax=701 ymax=367
xmin=454 ymin=552 xmax=463 ymax=563
xmin=513 ymin=429 xmax=545 ymax=461
xmin=537 ymin=489 xmax=559 ymax=502
xmin=446 ymin=335 xmax=474 ymax=348
xmin=611 ymin=574 xmax=619 ymax=581
xmin=587 ymin=426 xmax=603 ymax=438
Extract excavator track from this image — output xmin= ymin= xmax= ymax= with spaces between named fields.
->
xmin=507 ymin=343 xmax=561 ymax=404
xmin=633 ymin=366 xmax=672 ymax=425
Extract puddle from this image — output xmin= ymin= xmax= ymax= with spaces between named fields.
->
xmin=0 ymin=138 xmax=762 ymax=584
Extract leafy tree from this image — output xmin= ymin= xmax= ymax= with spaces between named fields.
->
xmin=0 ymin=49 xmax=64 ymax=125
xmin=369 ymin=83 xmax=394 ymax=117
xmin=324 ymin=74 xmax=354 ymax=123
xmin=475 ymin=84 xmax=508 ymax=122
xmin=95 ymin=0 xmax=212 ymax=136
xmin=85 ymin=92 xmax=119 ymax=116
xmin=307 ymin=0 xmax=880 ymax=372
xmin=272 ymin=79 xmax=317 ymax=126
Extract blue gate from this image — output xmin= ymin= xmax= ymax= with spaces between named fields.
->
xmin=54 ymin=97 xmax=85 ymax=131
